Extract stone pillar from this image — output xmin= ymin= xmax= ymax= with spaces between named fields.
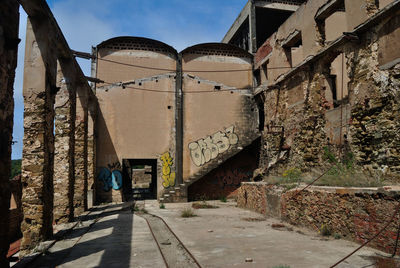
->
xmin=53 ymin=60 xmax=76 ymax=223
xmin=74 ymin=87 xmax=88 ymax=215
xmin=20 ymin=18 xmax=57 ymax=255
xmin=0 ymin=1 xmax=19 ymax=266
xmin=87 ymin=103 xmax=96 ymax=208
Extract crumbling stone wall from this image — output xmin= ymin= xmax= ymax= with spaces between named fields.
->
xmin=258 ymin=7 xmax=400 ymax=181
xmin=87 ymin=109 xmax=96 ymax=208
xmin=53 ymin=61 xmax=76 ymax=223
xmin=9 ymin=175 xmax=22 ymax=244
xmin=0 ymin=0 xmax=19 ymax=265
xmin=74 ymin=90 xmax=88 ymax=214
xmin=237 ymin=182 xmax=400 ymax=255
xmin=347 ymin=12 xmax=400 ymax=180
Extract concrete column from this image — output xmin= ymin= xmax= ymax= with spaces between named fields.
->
xmin=74 ymin=87 xmax=88 ymax=215
xmin=21 ymin=18 xmax=57 ymax=255
xmin=249 ymin=0 xmax=257 ymax=53
xmin=53 ymin=60 xmax=76 ymax=223
xmin=87 ymin=103 xmax=96 ymax=208
xmin=0 ymin=0 xmax=19 ymax=266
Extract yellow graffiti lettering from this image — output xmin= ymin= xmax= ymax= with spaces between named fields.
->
xmin=161 ymin=152 xmax=176 ymax=188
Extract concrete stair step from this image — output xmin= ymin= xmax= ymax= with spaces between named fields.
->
xmin=164 ymin=194 xmax=170 ymax=197
xmin=169 ymin=191 xmax=176 ymax=194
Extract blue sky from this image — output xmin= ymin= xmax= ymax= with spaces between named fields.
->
xmin=12 ymin=0 xmax=246 ymax=159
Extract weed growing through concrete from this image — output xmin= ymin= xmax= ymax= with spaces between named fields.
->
xmin=265 ymin=147 xmax=385 ymax=187
xmin=220 ymin=196 xmax=227 ymax=202
xmin=192 ymin=201 xmax=218 ymax=209
xmin=318 ymin=147 xmax=384 ymax=187
xmin=272 ymin=265 xmax=291 ymax=268
xmin=333 ymin=233 xmax=342 ymax=239
xmin=140 ymin=208 xmax=148 ymax=214
xmin=282 ymin=167 xmax=302 ymax=182
xmin=181 ymin=207 xmax=197 ymax=218
xmin=159 ymin=203 xmax=165 ymax=209
xmin=320 ymin=224 xmax=332 ymax=236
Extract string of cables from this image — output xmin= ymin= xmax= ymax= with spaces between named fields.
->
xmin=97 ymin=57 xmax=293 ymax=73
xmin=100 ymin=81 xmax=263 ymax=94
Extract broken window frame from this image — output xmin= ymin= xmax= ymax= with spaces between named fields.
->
xmin=281 ymin=30 xmax=303 ymax=67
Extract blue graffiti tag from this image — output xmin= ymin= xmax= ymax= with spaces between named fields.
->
xmin=99 ymin=167 xmax=122 ymax=191
xmin=111 ymin=170 xmax=123 ymax=190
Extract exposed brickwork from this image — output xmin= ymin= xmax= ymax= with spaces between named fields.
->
xmin=255 ymin=38 xmax=273 ymax=65
xmin=53 ymin=62 xmax=76 ymax=223
xmin=0 ymin=0 xmax=19 ymax=265
xmin=20 ymin=18 xmax=57 ymax=256
xmin=238 ymin=182 xmax=400 ymax=255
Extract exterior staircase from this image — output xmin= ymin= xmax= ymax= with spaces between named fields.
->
xmin=160 ymin=132 xmax=261 ymax=203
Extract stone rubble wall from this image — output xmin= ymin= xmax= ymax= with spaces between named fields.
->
xmin=0 ymin=0 xmax=19 ymax=265
xmin=258 ymin=7 xmax=400 ymax=182
xmin=237 ymin=182 xmax=400 ymax=255
xmin=20 ymin=18 xmax=58 ymax=255
xmin=74 ymin=91 xmax=88 ymax=215
xmin=53 ymin=64 xmax=76 ymax=224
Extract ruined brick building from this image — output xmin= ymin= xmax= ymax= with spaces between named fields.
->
xmin=0 ymin=0 xmax=399 ymax=265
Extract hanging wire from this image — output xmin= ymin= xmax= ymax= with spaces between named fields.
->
xmin=100 ymin=81 xmax=257 ymax=94
xmin=97 ymin=57 xmax=293 ymax=73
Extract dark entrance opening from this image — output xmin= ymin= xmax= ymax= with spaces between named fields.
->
xmin=122 ymin=159 xmax=157 ymax=201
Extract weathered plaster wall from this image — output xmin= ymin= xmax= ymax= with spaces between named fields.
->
xmin=237 ymin=182 xmax=400 ymax=255
xmin=255 ymin=0 xmax=389 ymax=82
xmin=182 ymin=45 xmax=259 ymax=185
xmin=0 ymin=0 xmax=18 ymax=265
xmin=95 ymin=38 xmax=177 ymax=201
xmin=257 ymin=3 xmax=400 ymax=181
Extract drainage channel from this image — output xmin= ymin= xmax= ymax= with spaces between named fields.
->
xmin=139 ymin=213 xmax=201 ymax=268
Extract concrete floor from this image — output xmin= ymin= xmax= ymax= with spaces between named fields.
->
xmin=16 ymin=200 xmax=396 ymax=268
xmin=144 ymin=200 xmax=390 ymax=268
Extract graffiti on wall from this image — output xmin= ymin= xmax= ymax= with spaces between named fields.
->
xmin=188 ymin=126 xmax=239 ymax=167
xmin=215 ymin=167 xmax=253 ymax=189
xmin=98 ymin=161 xmax=123 ymax=192
xmin=161 ymin=152 xmax=176 ymax=188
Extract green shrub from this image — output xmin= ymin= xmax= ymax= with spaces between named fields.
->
xmin=181 ymin=207 xmax=196 ymax=218
xmin=159 ymin=203 xmax=165 ymax=209
xmin=220 ymin=196 xmax=227 ymax=203
xmin=10 ymin=159 xmax=21 ymax=179
xmin=140 ymin=208 xmax=148 ymax=214
xmin=192 ymin=201 xmax=218 ymax=209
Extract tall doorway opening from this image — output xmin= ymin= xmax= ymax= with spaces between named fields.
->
xmin=122 ymin=159 xmax=157 ymax=201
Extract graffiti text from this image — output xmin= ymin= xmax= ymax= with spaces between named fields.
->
xmin=161 ymin=152 xmax=176 ymax=188
xmin=189 ymin=126 xmax=239 ymax=167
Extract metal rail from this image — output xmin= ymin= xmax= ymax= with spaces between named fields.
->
xmin=139 ymin=212 xmax=202 ymax=268
xmin=141 ymin=214 xmax=169 ymax=268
